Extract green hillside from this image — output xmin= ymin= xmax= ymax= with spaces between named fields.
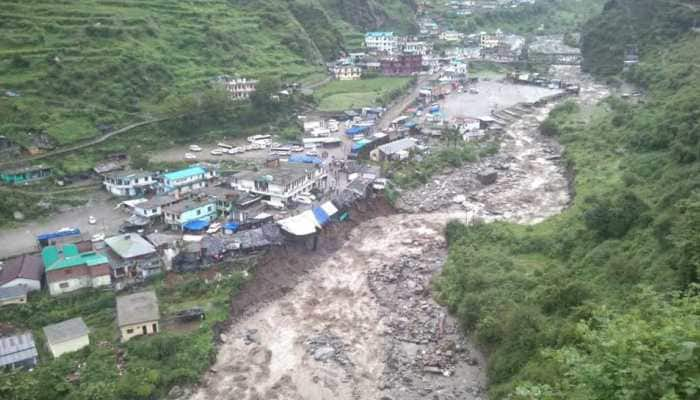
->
xmin=438 ymin=1 xmax=700 ymax=399
xmin=0 ymin=0 xmax=415 ymax=150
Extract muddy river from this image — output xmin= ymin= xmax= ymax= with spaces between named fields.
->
xmin=180 ymin=66 xmax=610 ymax=400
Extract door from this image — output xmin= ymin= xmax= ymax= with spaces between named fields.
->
xmin=142 ymin=326 xmax=147 ymax=335
xmin=152 ymin=323 xmax=158 ymax=333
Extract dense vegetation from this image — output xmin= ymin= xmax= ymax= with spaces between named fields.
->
xmin=0 ymin=0 xmax=415 ymax=150
xmin=431 ymin=0 xmax=605 ymax=36
xmin=437 ymin=1 xmax=700 ymax=398
xmin=0 ymin=268 xmax=247 ymax=400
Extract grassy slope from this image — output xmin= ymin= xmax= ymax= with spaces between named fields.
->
xmin=0 ymin=0 xmax=415 ymax=148
xmin=314 ymin=76 xmax=412 ymax=111
xmin=437 ymin=1 xmax=700 ymax=398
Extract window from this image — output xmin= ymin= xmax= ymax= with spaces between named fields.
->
xmin=208 ymin=206 xmax=213 ymax=212
xmin=59 ymin=282 xmax=69 ymax=289
xmin=126 ymin=328 xmax=133 ymax=334
xmin=197 ymin=210 xmax=201 ymax=216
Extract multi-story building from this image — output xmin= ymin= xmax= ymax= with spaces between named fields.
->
xmin=0 ymin=165 xmax=52 ymax=186
xmin=41 ymin=245 xmax=112 ymax=296
xmin=403 ymin=41 xmax=432 ymax=56
xmin=440 ymin=31 xmax=465 ymax=42
xmin=365 ymin=32 xmax=399 ymax=53
xmin=163 ymin=198 xmax=218 ymax=229
xmin=480 ymin=29 xmax=504 ymax=49
xmin=381 ymin=54 xmax=423 ymax=76
xmin=160 ymin=165 xmax=217 ymax=197
xmin=230 ymin=162 xmax=327 ymax=207
xmin=332 ymin=65 xmax=362 ymax=80
xmin=214 ymin=75 xmax=258 ymax=100
xmin=104 ymin=234 xmax=162 ymax=285
xmin=103 ymin=170 xmax=156 ymax=197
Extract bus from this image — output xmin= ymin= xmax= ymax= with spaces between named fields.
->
xmin=217 ymin=142 xmax=233 ymax=150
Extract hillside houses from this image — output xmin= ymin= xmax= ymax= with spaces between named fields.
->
xmin=160 ymin=166 xmax=218 ymax=197
xmin=231 ymin=162 xmax=327 ymax=207
xmin=42 ymin=245 xmax=112 ymax=296
xmin=104 ymin=234 xmax=161 ymax=285
xmin=365 ymin=31 xmax=399 ymax=53
xmin=213 ymin=76 xmax=258 ymax=100
xmin=116 ymin=291 xmax=160 ymax=342
xmin=163 ymin=198 xmax=218 ymax=229
xmin=103 ymin=170 xmax=157 ymax=197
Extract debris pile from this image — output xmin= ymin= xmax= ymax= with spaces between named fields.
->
xmin=369 ymin=251 xmax=486 ymax=399
xmin=305 ymin=332 xmax=353 ymax=367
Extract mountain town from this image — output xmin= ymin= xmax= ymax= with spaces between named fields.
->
xmin=0 ymin=1 xmax=698 ymax=399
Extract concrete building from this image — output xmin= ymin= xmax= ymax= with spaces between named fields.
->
xmin=42 ymin=245 xmax=112 ymax=296
xmin=403 ymin=41 xmax=432 ymax=56
xmin=0 ymin=165 xmax=52 ymax=185
xmin=215 ymin=76 xmax=258 ymax=100
xmin=103 ymin=170 xmax=156 ymax=197
xmin=0 ymin=332 xmax=38 ymax=370
xmin=440 ymin=31 xmax=465 ymax=42
xmin=104 ymin=234 xmax=162 ymax=282
xmin=132 ymin=195 xmax=180 ymax=221
xmin=231 ymin=163 xmax=327 ymax=207
xmin=365 ymin=32 xmax=399 ymax=53
xmin=480 ymin=29 xmax=504 ymax=49
xmin=381 ymin=54 xmax=423 ymax=76
xmin=0 ymin=254 xmax=42 ymax=292
xmin=0 ymin=286 xmax=29 ymax=307
xmin=163 ymin=198 xmax=218 ymax=229
xmin=160 ymin=166 xmax=218 ymax=198
xmin=370 ymin=138 xmax=418 ymax=162
xmin=116 ymin=291 xmax=160 ymax=342
xmin=42 ymin=317 xmax=90 ymax=358
xmin=332 ymin=65 xmax=362 ymax=80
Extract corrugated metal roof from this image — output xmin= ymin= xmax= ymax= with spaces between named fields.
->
xmin=42 ymin=246 xmax=110 ymax=272
xmin=377 ymin=138 xmax=417 ymax=155
xmin=163 ymin=166 xmax=206 ymax=181
xmin=0 ymin=332 xmax=37 ymax=368
xmin=0 ymin=285 xmax=28 ymax=301
xmin=105 ymin=234 xmax=156 ymax=260
xmin=0 ymin=254 xmax=42 ymax=286
xmin=116 ymin=291 xmax=159 ymax=327
xmin=43 ymin=318 xmax=89 ymax=346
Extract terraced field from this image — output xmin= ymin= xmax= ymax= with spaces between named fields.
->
xmin=0 ymin=0 xmax=415 ymax=151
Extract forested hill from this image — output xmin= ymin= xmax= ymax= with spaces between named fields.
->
xmin=438 ymin=1 xmax=700 ymax=399
xmin=0 ymin=0 xmax=416 ymax=148
xmin=581 ymin=0 xmax=699 ymax=76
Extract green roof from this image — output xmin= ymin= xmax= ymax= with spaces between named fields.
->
xmin=42 ymin=245 xmax=109 ymax=272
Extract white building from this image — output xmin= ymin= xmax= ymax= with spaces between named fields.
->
xmin=440 ymin=31 xmax=464 ymax=42
xmin=332 ymin=65 xmax=362 ymax=80
xmin=480 ymin=29 xmax=504 ymax=49
xmin=403 ymin=41 xmax=432 ymax=56
xmin=103 ymin=171 xmax=156 ymax=197
xmin=160 ymin=165 xmax=218 ymax=197
xmin=215 ymin=76 xmax=258 ymax=100
xmin=231 ymin=163 xmax=327 ymax=206
xmin=370 ymin=138 xmax=418 ymax=162
xmin=365 ymin=32 xmax=399 ymax=53
xmin=43 ymin=318 xmax=90 ymax=358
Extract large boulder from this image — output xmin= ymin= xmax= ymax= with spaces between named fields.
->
xmin=477 ymin=169 xmax=498 ymax=185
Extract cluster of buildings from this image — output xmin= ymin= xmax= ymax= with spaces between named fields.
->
xmin=0 ymin=290 xmax=160 ymax=370
xmin=212 ymin=75 xmax=258 ymax=100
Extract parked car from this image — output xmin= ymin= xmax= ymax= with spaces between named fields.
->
xmin=207 ymin=222 xmax=222 ymax=234
xmin=210 ymin=149 xmax=224 ymax=156
xmin=293 ymin=195 xmax=313 ymax=205
xmin=189 ymin=144 xmax=202 ymax=152
xmin=184 ymin=153 xmax=197 ymax=160
xmin=88 ymin=216 xmax=97 ymax=225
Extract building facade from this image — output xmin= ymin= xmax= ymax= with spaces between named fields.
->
xmin=103 ymin=171 xmax=156 ymax=197
xmin=381 ymin=54 xmax=423 ymax=76
xmin=0 ymin=332 xmax=37 ymax=370
xmin=365 ymin=32 xmax=398 ymax=53
xmin=0 ymin=254 xmax=42 ymax=292
xmin=163 ymin=198 xmax=218 ymax=228
xmin=43 ymin=318 xmax=90 ymax=358
xmin=116 ymin=291 xmax=160 ymax=342
xmin=0 ymin=165 xmax=52 ymax=185
xmin=160 ymin=166 xmax=217 ymax=197
xmin=104 ymin=234 xmax=162 ymax=284
xmin=231 ymin=164 xmax=327 ymax=206
xmin=332 ymin=65 xmax=362 ymax=80
xmin=42 ymin=245 xmax=112 ymax=296
xmin=215 ymin=76 xmax=258 ymax=100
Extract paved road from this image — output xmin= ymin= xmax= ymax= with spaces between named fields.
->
xmin=377 ymin=74 xmax=435 ymax=131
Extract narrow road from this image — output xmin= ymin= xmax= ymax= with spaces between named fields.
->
xmin=0 ymin=117 xmax=172 ymax=168
xmin=377 ymin=74 xmax=435 ymax=131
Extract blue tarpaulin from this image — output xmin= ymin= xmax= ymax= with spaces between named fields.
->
xmin=404 ymin=121 xmax=417 ymax=128
xmin=288 ymin=154 xmax=322 ymax=164
xmin=37 ymin=228 xmax=81 ymax=242
xmin=430 ymin=105 xmax=440 ymax=113
xmin=351 ymin=139 xmax=372 ymax=153
xmin=313 ymin=207 xmax=330 ymax=225
xmin=346 ymin=126 xmax=368 ymax=136
xmin=223 ymin=222 xmax=240 ymax=233
xmin=183 ymin=220 xmax=209 ymax=231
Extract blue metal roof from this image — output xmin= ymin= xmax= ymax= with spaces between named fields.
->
xmin=365 ymin=31 xmax=394 ymax=37
xmin=163 ymin=166 xmax=206 ymax=181
xmin=37 ymin=228 xmax=81 ymax=241
xmin=288 ymin=155 xmax=322 ymax=165
xmin=313 ymin=207 xmax=329 ymax=225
